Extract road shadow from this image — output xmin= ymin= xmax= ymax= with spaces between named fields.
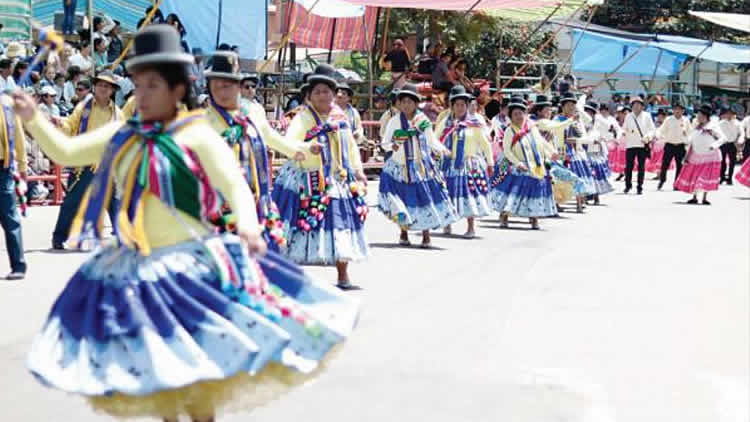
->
xmin=429 ymin=233 xmax=484 ymax=240
xmin=734 ymin=197 xmax=750 ymax=201
xmin=368 ymin=242 xmax=447 ymax=251
xmin=25 ymin=248 xmax=88 ymax=254
xmin=671 ymin=201 xmax=704 ymax=206
xmin=478 ymin=223 xmax=542 ymax=232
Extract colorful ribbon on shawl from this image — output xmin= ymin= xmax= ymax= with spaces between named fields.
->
xmin=1 ymin=103 xmax=26 ymax=216
xmin=73 ymin=98 xmax=117 ymax=177
xmin=395 ymin=112 xmax=431 ymax=183
xmin=509 ymin=120 xmax=545 ymax=179
xmin=70 ymin=111 xmax=217 ymax=255
xmin=212 ymin=101 xmax=272 ymax=206
xmin=440 ymin=115 xmax=482 ymax=169
xmin=306 ymin=105 xmax=353 ymax=181
xmin=345 ymin=104 xmax=359 ymax=134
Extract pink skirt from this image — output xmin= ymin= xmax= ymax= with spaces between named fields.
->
xmin=674 ymin=150 xmax=721 ymax=193
xmin=736 ymin=158 xmax=750 ymax=187
xmin=646 ymin=141 xmax=674 ymax=173
xmin=608 ymin=140 xmax=640 ymax=174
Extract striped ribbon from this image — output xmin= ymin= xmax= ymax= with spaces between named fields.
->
xmin=440 ymin=116 xmax=482 ymax=170
xmin=70 ymin=111 xmax=215 ymax=255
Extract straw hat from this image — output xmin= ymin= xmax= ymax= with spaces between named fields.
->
xmin=5 ymin=42 xmax=25 ymax=59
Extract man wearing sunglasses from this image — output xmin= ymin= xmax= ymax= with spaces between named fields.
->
xmin=240 ymin=73 xmax=263 ymax=115
xmin=52 ymin=71 xmax=122 ymax=250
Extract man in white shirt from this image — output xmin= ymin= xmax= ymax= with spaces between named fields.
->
xmin=621 ymin=96 xmax=655 ymax=194
xmin=656 ymin=102 xmax=691 ymax=190
xmin=718 ymin=106 xmax=742 ymax=185
xmin=69 ymin=39 xmax=94 ymax=74
xmin=0 ymin=58 xmax=13 ymax=92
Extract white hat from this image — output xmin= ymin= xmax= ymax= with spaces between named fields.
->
xmin=6 ymin=42 xmax=25 ymax=59
xmin=40 ymin=85 xmax=57 ymax=97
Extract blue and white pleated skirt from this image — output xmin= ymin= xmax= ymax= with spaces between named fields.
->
xmin=489 ymin=166 xmax=557 ymax=218
xmin=27 ymin=233 xmax=359 ymax=419
xmin=549 ymin=161 xmax=588 ymax=197
xmin=377 ymin=159 xmax=459 ymax=231
xmin=442 ymin=156 xmax=492 ymax=218
xmin=567 ymin=152 xmax=597 ymax=196
xmin=272 ymin=162 xmax=369 ymax=265
xmin=586 ymin=149 xmax=614 ymax=195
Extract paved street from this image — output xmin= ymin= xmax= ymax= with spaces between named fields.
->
xmin=1 ymin=176 xmax=748 ymax=422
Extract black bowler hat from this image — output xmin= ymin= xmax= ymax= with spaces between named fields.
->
xmin=396 ymin=83 xmax=422 ymax=102
xmin=205 ymin=51 xmax=243 ymax=81
xmin=449 ymin=85 xmax=473 ymax=103
xmin=126 ymin=24 xmax=194 ymax=72
xmin=559 ymin=91 xmax=577 ymax=105
xmin=307 ymin=64 xmax=338 ymax=91
xmin=719 ymin=105 xmax=734 ymax=116
xmin=698 ymin=103 xmax=713 ymax=117
xmin=584 ymin=100 xmax=599 ymax=114
xmin=337 ymin=82 xmax=354 ymax=96
xmin=508 ymin=95 xmax=527 ymax=113
xmin=534 ymin=94 xmax=552 ymax=107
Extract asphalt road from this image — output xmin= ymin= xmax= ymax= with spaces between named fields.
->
xmin=1 ymin=176 xmax=748 ymax=422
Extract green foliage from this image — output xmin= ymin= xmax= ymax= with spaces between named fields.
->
xmin=585 ymin=0 xmax=750 ymax=43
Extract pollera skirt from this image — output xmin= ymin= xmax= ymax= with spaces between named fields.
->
xmin=442 ymin=155 xmax=492 ymax=218
xmin=272 ymin=162 xmax=369 ymax=265
xmin=489 ymin=165 xmax=557 ymax=218
xmin=377 ymin=159 xmax=459 ymax=231
xmin=27 ymin=233 xmax=359 ymax=420
xmin=674 ymin=150 xmax=722 ymax=193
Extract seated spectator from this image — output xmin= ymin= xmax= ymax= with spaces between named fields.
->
xmin=106 ymin=20 xmax=123 ymax=64
xmin=138 ymin=6 xmax=165 ymax=28
xmin=0 ymin=58 xmax=14 ymax=91
xmin=13 ymin=61 xmax=31 ymax=88
xmin=54 ymin=72 xmax=65 ymax=105
xmin=531 ymin=74 xmax=552 ymax=96
xmin=431 ymin=52 xmax=454 ymax=93
xmin=417 ymin=42 xmax=441 ymax=75
xmin=453 ymin=59 xmax=473 ymax=93
xmin=69 ymin=39 xmax=93 ymax=73
xmin=71 ymin=77 xmax=91 ymax=107
xmin=379 ymin=39 xmax=411 ymax=90
xmin=166 ymin=13 xmax=190 ymax=53
xmin=62 ymin=65 xmax=83 ymax=108
xmin=41 ymin=65 xmax=56 ymax=87
xmin=39 ymin=85 xmax=61 ymax=117
xmin=93 ymin=38 xmax=108 ymax=69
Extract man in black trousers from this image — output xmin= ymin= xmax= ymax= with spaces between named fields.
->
xmin=621 ymin=96 xmax=655 ymax=194
xmin=718 ymin=106 xmax=742 ymax=185
xmin=657 ymin=103 xmax=691 ymax=190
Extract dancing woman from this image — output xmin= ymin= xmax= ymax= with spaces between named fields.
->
xmin=378 ymin=83 xmax=458 ymax=247
xmin=272 ymin=64 xmax=370 ymax=290
xmin=435 ymin=85 xmax=494 ymax=238
xmin=19 ymin=25 xmax=358 ymax=422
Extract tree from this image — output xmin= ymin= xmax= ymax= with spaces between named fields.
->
xmin=585 ymin=0 xmax=750 ymax=43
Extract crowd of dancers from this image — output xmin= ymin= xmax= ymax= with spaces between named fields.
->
xmin=0 ymin=22 xmax=748 ymax=422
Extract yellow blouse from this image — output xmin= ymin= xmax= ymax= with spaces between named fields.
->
xmin=503 ymin=123 xmax=555 ymax=179
xmin=205 ymin=103 xmax=302 ymax=159
xmin=24 ymin=110 xmax=258 ymax=250
xmin=435 ymin=114 xmax=494 ymax=167
xmin=283 ymin=106 xmax=364 ymax=173
xmin=61 ymin=97 xmax=122 ymax=136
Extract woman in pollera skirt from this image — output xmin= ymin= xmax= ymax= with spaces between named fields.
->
xmin=272 ymin=64 xmax=370 ymax=290
xmin=581 ymin=100 xmax=614 ymax=204
xmin=609 ymin=105 xmax=631 ymax=180
xmin=378 ymin=83 xmax=458 ymax=247
xmin=675 ymin=104 xmax=726 ymax=205
xmin=735 ymin=153 xmax=750 ymax=187
xmin=646 ymin=108 xmax=674 ymax=175
xmin=435 ymin=85 xmax=495 ymax=238
xmin=489 ymin=96 xmax=558 ymax=230
xmin=19 ymin=25 xmax=358 ymax=422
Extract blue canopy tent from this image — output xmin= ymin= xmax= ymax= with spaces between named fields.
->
xmin=161 ymin=0 xmax=267 ymax=60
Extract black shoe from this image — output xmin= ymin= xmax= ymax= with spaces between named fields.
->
xmin=687 ymin=198 xmax=699 ymax=204
xmin=637 ymin=189 xmax=643 ymax=195
xmin=702 ymin=199 xmax=711 ymax=205
xmin=52 ymin=241 xmax=65 ymax=250
xmin=336 ymin=282 xmax=362 ymax=291
xmin=5 ymin=271 xmax=24 ymax=280
xmin=727 ymin=180 xmax=733 ymax=186
xmin=615 ymin=174 xmax=624 ymax=181
xmin=657 ymin=181 xmax=664 ymax=191
xmin=624 ymin=187 xmax=631 ymax=194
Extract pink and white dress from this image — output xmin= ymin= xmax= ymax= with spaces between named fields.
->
xmin=646 ymin=138 xmax=675 ymax=173
xmin=735 ymin=157 xmax=750 ymax=187
xmin=675 ymin=122 xmax=725 ymax=193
